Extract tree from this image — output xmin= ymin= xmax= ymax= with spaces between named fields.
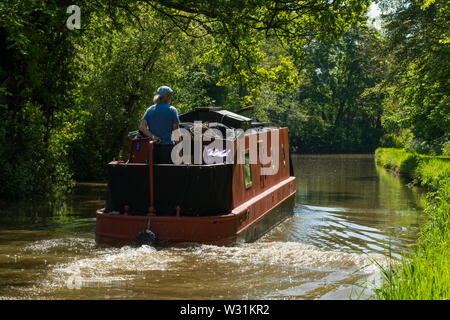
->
xmin=0 ymin=0 xmax=377 ymax=198
xmin=257 ymin=22 xmax=386 ymax=153
xmin=68 ymin=3 xmax=210 ymax=180
xmin=0 ymin=0 xmax=87 ymax=199
xmin=132 ymin=0 xmax=371 ymax=105
xmin=379 ymin=0 xmax=450 ymax=154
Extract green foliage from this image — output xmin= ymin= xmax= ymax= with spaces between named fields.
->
xmin=1 ymin=0 xmax=447 ymax=203
xmin=379 ymin=0 xmax=450 ymax=154
xmin=143 ymin=0 xmax=370 ymax=100
xmin=67 ymin=4 xmax=219 ymax=180
xmin=415 ymin=158 xmax=450 ymax=191
xmin=0 ymin=0 xmax=385 ymax=198
xmin=0 ymin=104 xmax=75 ymax=200
xmin=442 ymin=142 xmax=450 ymax=156
xmin=380 ymin=130 xmax=413 ymax=148
xmin=374 ymin=148 xmax=450 ymax=299
xmin=0 ymin=0 xmax=84 ymax=199
xmin=375 ymin=147 xmax=450 ymax=179
xmin=65 ymin=0 xmax=376 ymax=181
xmin=374 ymin=235 xmax=449 ymax=299
xmin=375 ymin=148 xmax=418 ymax=178
xmin=256 ymin=23 xmax=386 ymax=153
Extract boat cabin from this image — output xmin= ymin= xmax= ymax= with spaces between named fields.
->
xmin=104 ymin=107 xmax=293 ymax=218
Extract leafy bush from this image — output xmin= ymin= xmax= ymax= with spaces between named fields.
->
xmin=0 ymin=107 xmax=75 ymax=200
xmin=442 ymin=141 xmax=450 ymax=156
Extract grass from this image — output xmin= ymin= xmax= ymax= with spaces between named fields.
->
xmin=374 ymin=148 xmax=450 ymax=299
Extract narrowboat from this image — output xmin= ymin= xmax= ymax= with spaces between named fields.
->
xmin=95 ymin=107 xmax=296 ymax=247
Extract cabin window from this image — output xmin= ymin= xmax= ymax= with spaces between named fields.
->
xmin=282 ymin=144 xmax=286 ymax=166
xmin=244 ymin=149 xmax=252 ymax=189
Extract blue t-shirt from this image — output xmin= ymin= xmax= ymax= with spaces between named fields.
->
xmin=142 ymin=103 xmax=180 ymax=145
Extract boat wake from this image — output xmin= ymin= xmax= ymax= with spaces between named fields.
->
xmin=22 ymin=239 xmax=389 ymax=299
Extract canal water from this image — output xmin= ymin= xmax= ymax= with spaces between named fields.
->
xmin=0 ymin=155 xmax=426 ymax=299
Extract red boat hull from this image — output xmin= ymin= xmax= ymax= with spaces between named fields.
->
xmin=96 ymin=176 xmax=296 ymax=247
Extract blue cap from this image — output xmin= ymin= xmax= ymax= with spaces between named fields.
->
xmin=156 ymin=86 xmax=173 ymax=95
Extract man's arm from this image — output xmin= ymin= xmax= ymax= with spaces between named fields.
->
xmin=139 ymin=119 xmax=158 ymax=140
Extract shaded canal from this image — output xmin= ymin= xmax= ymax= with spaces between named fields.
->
xmin=0 ymin=154 xmax=427 ymax=299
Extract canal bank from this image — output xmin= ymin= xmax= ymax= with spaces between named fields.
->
xmin=374 ymin=148 xmax=450 ymax=299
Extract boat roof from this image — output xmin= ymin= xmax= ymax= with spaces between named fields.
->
xmin=179 ymin=107 xmax=252 ymax=129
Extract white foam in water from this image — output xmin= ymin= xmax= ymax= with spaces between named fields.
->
xmin=22 ymin=237 xmax=96 ymax=254
xmin=48 ymin=245 xmax=183 ymax=288
xmin=180 ymin=242 xmax=389 ymax=299
xmin=36 ymin=240 xmax=389 ymax=297
xmin=187 ymin=242 xmax=389 ymax=274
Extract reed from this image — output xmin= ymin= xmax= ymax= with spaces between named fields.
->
xmin=374 ymin=148 xmax=450 ymax=299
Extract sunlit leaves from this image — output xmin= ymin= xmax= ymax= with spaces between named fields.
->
xmin=379 ymin=0 xmax=449 ymax=154
xmin=137 ymin=0 xmax=369 ymax=102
